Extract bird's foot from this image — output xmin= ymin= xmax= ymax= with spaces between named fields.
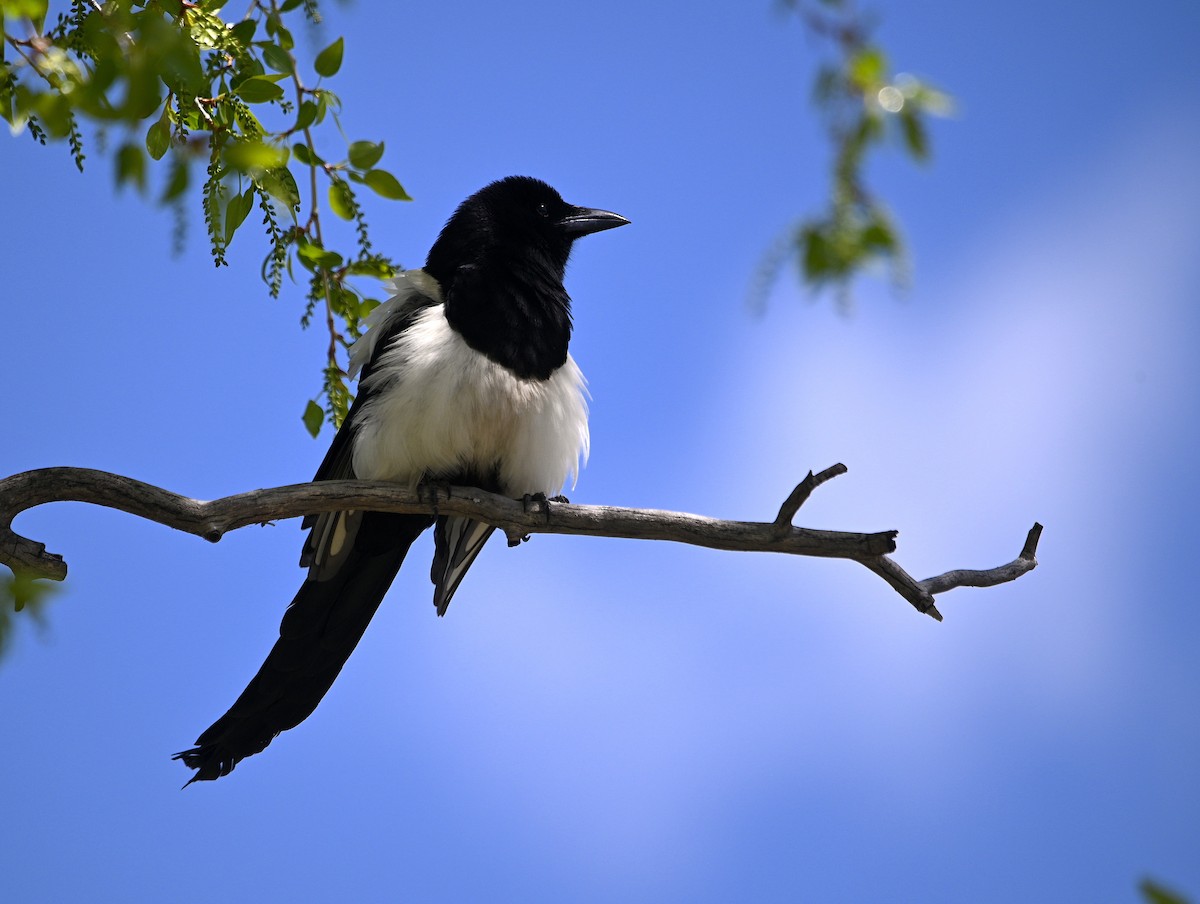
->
xmin=417 ymin=476 xmax=452 ymax=513
xmin=522 ymin=491 xmax=569 ymax=526
xmin=521 ymin=492 xmax=553 ymax=521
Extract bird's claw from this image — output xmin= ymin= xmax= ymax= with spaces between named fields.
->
xmin=417 ymin=477 xmax=452 ymax=514
xmin=521 ymin=492 xmax=560 ymax=524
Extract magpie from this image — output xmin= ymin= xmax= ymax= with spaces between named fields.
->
xmin=174 ymin=176 xmax=628 ymax=783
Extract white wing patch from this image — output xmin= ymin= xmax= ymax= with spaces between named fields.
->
xmin=347 ymin=270 xmax=445 ymax=380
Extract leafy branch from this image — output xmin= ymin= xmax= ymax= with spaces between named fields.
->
xmin=1 ymin=0 xmax=409 ymax=431
xmin=756 ymin=0 xmax=953 ymax=307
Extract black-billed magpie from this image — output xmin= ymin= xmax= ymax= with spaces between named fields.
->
xmin=175 ymin=176 xmax=628 ymax=783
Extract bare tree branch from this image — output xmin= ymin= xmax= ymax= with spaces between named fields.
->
xmin=0 ymin=466 xmax=1042 ymax=621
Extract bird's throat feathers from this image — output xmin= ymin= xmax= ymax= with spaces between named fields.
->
xmin=442 ymin=255 xmax=573 ymax=381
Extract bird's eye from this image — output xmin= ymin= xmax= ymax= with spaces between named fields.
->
xmin=536 ymin=202 xmax=551 ymax=218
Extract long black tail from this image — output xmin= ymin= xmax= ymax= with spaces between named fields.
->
xmin=175 ymin=512 xmax=431 ymax=784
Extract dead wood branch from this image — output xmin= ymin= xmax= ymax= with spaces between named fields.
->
xmin=0 ymin=466 xmax=1042 ymax=620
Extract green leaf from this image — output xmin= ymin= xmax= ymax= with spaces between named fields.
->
xmin=314 ymin=37 xmax=344 ymax=78
xmin=30 ymin=90 xmax=72 ymax=136
xmin=328 ymin=180 xmax=355 ymax=220
xmin=801 ymin=225 xmax=834 ymax=282
xmin=234 ymin=76 xmax=285 ymax=104
xmin=1140 ymin=879 xmax=1191 ymax=904
xmin=260 ymin=43 xmax=294 ymax=75
xmin=159 ymin=158 xmax=190 ymax=203
xmin=292 ymin=142 xmax=323 ymax=166
xmin=0 ymin=0 xmax=49 ymax=22
xmin=259 ymin=167 xmax=301 ymax=211
xmin=302 ymin=400 xmax=324 ymax=438
xmin=229 ymin=19 xmax=257 ymax=47
xmin=860 ymin=219 xmax=897 ymax=254
xmin=224 ymin=139 xmax=289 ymax=173
xmin=265 ymin=11 xmax=293 ymax=50
xmin=363 ymin=169 xmax=411 ymax=201
xmin=330 ymin=284 xmax=359 ymax=317
xmin=348 ymin=140 xmax=384 ymax=170
xmin=294 ymin=100 xmax=320 ymax=131
xmin=114 ymin=142 xmax=146 ymax=193
xmin=233 ymin=103 xmax=265 ymax=136
xmin=2 ymin=567 xmax=59 ymax=617
xmin=145 ymin=117 xmax=171 ymax=161
xmin=296 ymin=243 xmax=344 ymax=269
xmin=224 ymin=186 xmax=254 ymax=245
xmin=898 ymin=108 xmax=929 ymax=161
xmin=346 ymin=259 xmax=394 ymax=278
xmin=848 ymin=46 xmax=887 ymax=88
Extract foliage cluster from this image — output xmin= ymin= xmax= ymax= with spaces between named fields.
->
xmin=2 ymin=0 xmax=408 ymax=432
xmin=760 ymin=0 xmax=951 ymax=305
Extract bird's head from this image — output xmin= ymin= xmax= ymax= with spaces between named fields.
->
xmin=425 ymin=176 xmax=629 ymax=285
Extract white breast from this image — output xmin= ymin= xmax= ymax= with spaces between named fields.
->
xmin=349 ymin=277 xmax=589 ymax=498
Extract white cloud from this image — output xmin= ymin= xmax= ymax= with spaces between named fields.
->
xmin=705 ymin=110 xmax=1200 ymax=762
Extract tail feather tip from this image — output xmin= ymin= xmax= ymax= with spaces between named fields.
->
xmin=172 ymin=744 xmax=239 ymax=786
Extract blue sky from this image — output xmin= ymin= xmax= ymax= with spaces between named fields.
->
xmin=3 ymin=1 xmax=1199 ymax=901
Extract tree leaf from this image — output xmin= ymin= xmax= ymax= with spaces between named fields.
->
xmin=158 ymin=34 xmax=210 ymax=97
xmin=296 ymin=243 xmax=344 ymax=269
xmin=260 ymin=43 xmax=294 ymax=75
xmin=898 ymin=108 xmax=929 ymax=162
xmin=159 ymin=158 xmax=189 ymax=203
xmin=1 ymin=0 xmax=50 ymax=22
xmin=259 ymin=166 xmax=300 ymax=211
xmin=1140 ymin=879 xmax=1191 ymax=904
xmin=801 ymin=225 xmax=834 ymax=282
xmin=293 ymin=100 xmax=319 ymax=131
xmin=114 ymin=142 xmax=146 ymax=193
xmin=145 ymin=117 xmax=170 ymax=161
xmin=224 ymin=139 xmax=288 ymax=173
xmin=302 ymin=400 xmax=325 ymax=438
xmin=860 ymin=216 xmax=897 ymax=253
xmin=347 ymin=140 xmax=384 ymax=170
xmin=363 ymin=169 xmax=411 ymax=201
xmin=292 ymin=142 xmax=322 ymax=166
xmin=234 ymin=76 xmax=285 ymax=104
xmin=346 ymin=258 xmax=393 ymax=277
xmin=265 ymin=11 xmax=293 ymax=50
xmin=328 ymin=180 xmax=355 ymax=219
xmin=848 ymin=46 xmax=887 ymax=88
xmin=224 ymin=186 xmax=254 ymax=245
xmin=229 ymin=18 xmax=256 ymax=47
xmin=314 ymin=37 xmax=344 ymax=78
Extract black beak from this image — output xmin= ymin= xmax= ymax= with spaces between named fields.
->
xmin=558 ymin=205 xmax=631 ymax=238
